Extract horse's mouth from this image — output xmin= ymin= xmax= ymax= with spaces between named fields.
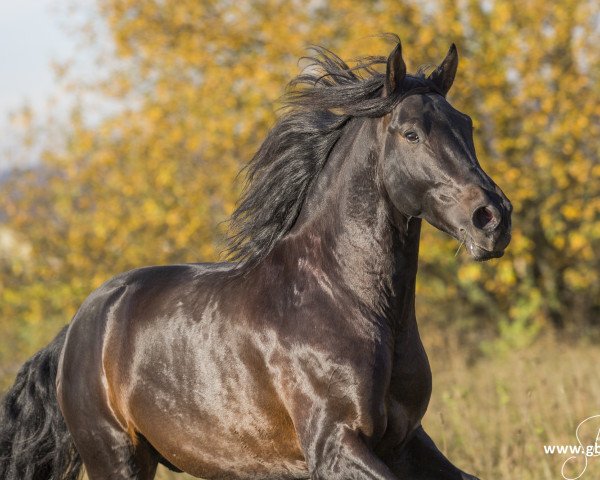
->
xmin=466 ymin=238 xmax=505 ymax=261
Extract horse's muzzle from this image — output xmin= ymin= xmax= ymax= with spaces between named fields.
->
xmin=462 ymin=186 xmax=512 ymax=261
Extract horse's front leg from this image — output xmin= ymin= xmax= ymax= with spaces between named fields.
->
xmin=382 ymin=426 xmax=480 ymax=480
xmin=307 ymin=425 xmax=399 ymax=480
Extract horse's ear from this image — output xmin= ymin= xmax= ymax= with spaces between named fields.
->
xmin=385 ymin=41 xmax=406 ymax=96
xmin=428 ymin=44 xmax=459 ymax=96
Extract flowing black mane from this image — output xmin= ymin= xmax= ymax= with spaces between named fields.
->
xmin=227 ymin=42 xmax=439 ymax=271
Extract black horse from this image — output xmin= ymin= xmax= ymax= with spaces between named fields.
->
xmin=0 ymin=38 xmax=511 ymax=480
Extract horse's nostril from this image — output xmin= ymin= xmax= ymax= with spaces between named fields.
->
xmin=472 ymin=205 xmax=498 ymax=231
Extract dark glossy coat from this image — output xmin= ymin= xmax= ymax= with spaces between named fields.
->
xmin=0 ymin=39 xmax=511 ymax=480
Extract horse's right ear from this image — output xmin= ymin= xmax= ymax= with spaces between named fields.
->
xmin=385 ymin=42 xmax=406 ymax=96
xmin=428 ymin=44 xmax=459 ymax=96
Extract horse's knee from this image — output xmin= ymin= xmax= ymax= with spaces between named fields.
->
xmin=79 ymin=438 xmax=157 ymax=480
xmin=307 ymin=426 xmax=397 ymax=480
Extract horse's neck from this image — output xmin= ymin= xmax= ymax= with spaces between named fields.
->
xmin=282 ymin=118 xmax=421 ymax=317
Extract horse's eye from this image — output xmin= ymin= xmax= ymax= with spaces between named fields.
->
xmin=404 ymin=131 xmax=419 ymax=143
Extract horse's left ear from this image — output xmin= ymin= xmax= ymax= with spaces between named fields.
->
xmin=385 ymin=41 xmax=407 ymax=96
xmin=428 ymin=44 xmax=459 ymax=96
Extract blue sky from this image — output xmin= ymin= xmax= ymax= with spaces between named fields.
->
xmin=0 ymin=0 xmax=73 ymax=119
xmin=0 ymin=1 xmax=82 ymax=169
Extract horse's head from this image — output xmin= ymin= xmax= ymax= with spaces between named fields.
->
xmin=380 ymin=42 xmax=512 ymax=261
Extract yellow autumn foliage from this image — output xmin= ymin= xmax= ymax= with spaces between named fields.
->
xmin=1 ymin=0 xmax=599 ymax=386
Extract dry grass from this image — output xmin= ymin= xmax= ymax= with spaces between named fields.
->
xmin=423 ymin=334 xmax=600 ymax=480
xmin=89 ymin=336 xmax=600 ymax=480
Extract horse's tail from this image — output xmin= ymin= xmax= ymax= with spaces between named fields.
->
xmin=0 ymin=326 xmax=82 ymax=480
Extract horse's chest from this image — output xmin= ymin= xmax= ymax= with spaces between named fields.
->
xmin=350 ymin=330 xmax=432 ymax=441
xmin=384 ymin=333 xmax=433 ymax=438
xmin=342 ymin=343 xmax=432 ymax=449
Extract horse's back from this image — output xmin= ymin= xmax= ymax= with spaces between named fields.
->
xmin=59 ymin=261 xmax=235 ymax=373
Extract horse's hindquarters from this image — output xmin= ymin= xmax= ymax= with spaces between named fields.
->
xmin=59 ymin=262 xmax=307 ymax=479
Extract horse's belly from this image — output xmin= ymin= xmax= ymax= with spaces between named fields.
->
xmin=157 ymin=445 xmax=304 ymax=479
xmin=130 ymin=386 xmax=308 ymax=479
xmin=149 ymin=420 xmax=308 ymax=479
